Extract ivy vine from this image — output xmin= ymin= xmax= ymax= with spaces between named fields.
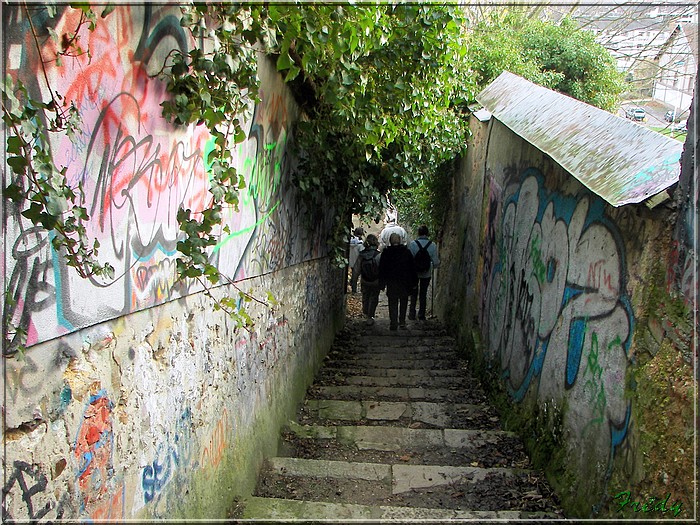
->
xmin=162 ymin=3 xmax=474 ymax=270
xmin=2 ymin=3 xmax=116 ymax=356
xmin=4 ymin=3 xmax=626 ymax=355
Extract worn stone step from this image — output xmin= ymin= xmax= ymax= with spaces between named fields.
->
xmin=327 ymin=346 xmax=459 ymax=360
xmin=251 ymin=459 xmax=560 ymax=515
xmin=279 ymin=427 xmax=528 ymax=469
xmin=324 ymin=353 xmax=462 ymax=368
xmin=297 ymin=399 xmax=501 ymax=429
xmin=306 ymin=384 xmax=488 ymax=404
xmin=267 ymin=457 xmax=532 ymax=492
xmin=355 ymin=334 xmax=456 ymax=346
xmin=319 ymin=366 xmax=471 ymax=379
xmin=239 ymin=496 xmax=557 ymax=520
xmin=314 ymin=374 xmax=479 ymax=390
xmin=286 ymin=422 xmax=518 ymax=452
xmin=321 ymin=357 xmax=464 ymax=371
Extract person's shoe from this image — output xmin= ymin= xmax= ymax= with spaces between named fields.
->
xmin=408 ymin=313 xmax=416 ymax=321
xmin=389 ymin=324 xmax=398 ymax=331
xmin=418 ymin=316 xmax=426 ymax=321
xmin=399 ymin=324 xmax=407 ymax=330
xmin=365 ymin=317 xmax=375 ymax=325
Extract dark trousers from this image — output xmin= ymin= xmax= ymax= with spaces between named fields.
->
xmin=409 ymin=277 xmax=431 ymax=319
xmin=350 ymin=268 xmax=360 ymax=292
xmin=387 ymin=292 xmax=409 ymax=329
xmin=361 ymin=281 xmax=380 ymax=318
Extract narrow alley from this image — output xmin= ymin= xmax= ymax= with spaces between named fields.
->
xmin=234 ymin=292 xmax=564 ymax=520
xmin=3 ymin=4 xmax=696 ymax=522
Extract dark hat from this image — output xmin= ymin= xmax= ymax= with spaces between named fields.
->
xmin=353 ymin=227 xmax=364 ymax=237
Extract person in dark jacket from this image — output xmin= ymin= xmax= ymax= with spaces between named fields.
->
xmin=353 ymin=234 xmax=382 ymax=325
xmin=378 ymin=233 xmax=418 ymax=330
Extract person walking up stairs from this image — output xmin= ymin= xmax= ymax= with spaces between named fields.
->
xmin=234 ymin=299 xmax=564 ymax=520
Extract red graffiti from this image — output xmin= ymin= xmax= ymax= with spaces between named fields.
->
xmin=587 ymin=259 xmax=616 ymax=293
xmin=74 ymin=391 xmax=114 ymax=510
xmin=201 ymin=409 xmax=230 ymax=476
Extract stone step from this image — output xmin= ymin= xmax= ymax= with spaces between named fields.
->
xmin=286 ymin=422 xmax=519 ymax=452
xmin=267 ymin=457 xmax=532 ymax=492
xmin=249 ymin=457 xmax=560 ymax=516
xmin=321 ymin=357 xmax=464 ymax=371
xmin=314 ymin=374 xmax=479 ymax=389
xmin=278 ymin=426 xmax=529 ymax=469
xmin=334 ymin=344 xmax=459 ymax=356
xmin=306 ymin=384 xmax=489 ymax=404
xmin=319 ymin=366 xmax=471 ymax=379
xmin=298 ymin=399 xmax=501 ymax=429
xmin=240 ymin=496 xmax=558 ymax=520
xmin=326 ymin=346 xmax=459 ymax=360
xmin=354 ymin=334 xmax=457 ymax=346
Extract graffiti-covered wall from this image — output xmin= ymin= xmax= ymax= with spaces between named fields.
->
xmin=436 ymin=113 xmax=695 ymax=517
xmin=2 ymin=5 xmax=344 ymax=521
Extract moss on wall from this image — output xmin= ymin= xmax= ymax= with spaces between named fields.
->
xmin=601 ymin=256 xmax=694 ymax=520
xmin=132 ymin=264 xmax=346 ymax=520
xmin=438 ymin=116 xmax=695 ymax=520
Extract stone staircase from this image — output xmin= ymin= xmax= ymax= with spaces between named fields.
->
xmin=235 ymin=296 xmax=563 ymax=520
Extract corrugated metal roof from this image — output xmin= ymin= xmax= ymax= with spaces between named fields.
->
xmin=476 ymin=71 xmax=683 ymax=207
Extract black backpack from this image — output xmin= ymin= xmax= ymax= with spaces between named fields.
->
xmin=359 ymin=249 xmax=380 ymax=281
xmin=414 ymin=240 xmax=432 ymax=273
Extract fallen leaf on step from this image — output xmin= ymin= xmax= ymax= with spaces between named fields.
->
xmin=409 ymin=422 xmax=421 ymax=429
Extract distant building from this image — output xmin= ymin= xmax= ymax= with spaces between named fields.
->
xmin=652 ymin=23 xmax=698 ymax=116
xmin=545 ymin=4 xmax=697 ymax=98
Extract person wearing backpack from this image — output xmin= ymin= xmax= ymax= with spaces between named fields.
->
xmin=408 ymin=225 xmax=440 ymax=321
xmin=353 ymin=234 xmax=382 ymax=325
xmin=348 ymin=226 xmax=364 ymax=293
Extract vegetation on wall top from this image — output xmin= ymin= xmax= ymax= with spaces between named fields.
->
xmin=164 ymin=2 xmax=475 ymax=270
xmin=2 ymin=3 xmax=628 ymax=353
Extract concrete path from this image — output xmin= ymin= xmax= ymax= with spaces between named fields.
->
xmin=236 ymin=293 xmax=564 ymax=520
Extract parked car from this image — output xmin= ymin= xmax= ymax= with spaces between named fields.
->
xmin=670 ymin=120 xmax=687 ymax=133
xmin=664 ymin=110 xmax=677 ymax=122
xmin=626 ymin=107 xmax=646 ymax=121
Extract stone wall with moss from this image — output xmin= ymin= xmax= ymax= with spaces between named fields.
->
xmin=436 ymin=112 xmax=695 ymax=519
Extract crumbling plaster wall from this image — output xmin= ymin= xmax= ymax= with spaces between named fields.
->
xmin=2 ymin=5 xmax=344 ymax=521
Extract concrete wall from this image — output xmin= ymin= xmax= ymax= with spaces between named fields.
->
xmin=2 ymin=5 xmax=344 ymax=520
xmin=437 ymin=113 xmax=695 ymax=517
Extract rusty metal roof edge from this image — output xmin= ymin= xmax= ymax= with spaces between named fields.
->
xmin=476 ymin=71 xmax=683 ymax=208
xmin=508 ymin=126 xmax=682 ymax=207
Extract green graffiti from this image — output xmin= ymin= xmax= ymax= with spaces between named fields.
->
xmin=583 ymin=331 xmax=606 ymax=433
xmin=212 ymin=201 xmax=280 ymax=253
xmin=530 ymin=234 xmax=546 ymax=283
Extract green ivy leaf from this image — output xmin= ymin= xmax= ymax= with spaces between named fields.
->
xmin=277 ymin=52 xmax=293 ymax=71
xmin=4 ymin=183 xmax=24 ymax=201
xmin=7 ymin=156 xmax=28 ymax=174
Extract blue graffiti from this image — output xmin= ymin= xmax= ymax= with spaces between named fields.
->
xmin=485 ymin=168 xmax=635 ymax=483
xmin=141 ymin=407 xmax=194 ymax=505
